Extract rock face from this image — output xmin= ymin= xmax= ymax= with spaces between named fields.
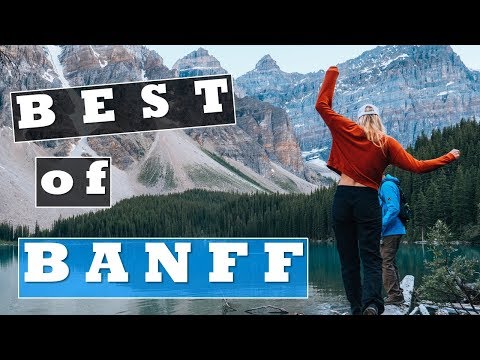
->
xmin=48 ymin=45 xmax=178 ymax=169
xmin=172 ymin=47 xmax=227 ymax=77
xmin=0 ymin=45 xmax=62 ymax=127
xmin=60 ymin=45 xmax=175 ymax=85
xmin=175 ymin=49 xmax=306 ymax=178
xmin=236 ymin=45 xmax=480 ymax=152
xmin=235 ymin=96 xmax=304 ymax=176
xmin=235 ymin=55 xmax=305 ymax=104
xmin=186 ymin=96 xmax=305 ymax=178
xmin=185 ymin=125 xmax=271 ymax=175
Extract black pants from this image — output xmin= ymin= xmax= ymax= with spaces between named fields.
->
xmin=332 ymin=185 xmax=384 ymax=315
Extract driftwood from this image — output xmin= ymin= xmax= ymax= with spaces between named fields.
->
xmin=401 ymin=275 xmax=414 ymax=305
xmin=222 ymin=298 xmax=237 ymax=314
xmin=439 ymin=303 xmax=480 ymax=315
xmin=417 ymin=302 xmax=480 ymax=315
xmin=330 ymin=310 xmax=349 ymax=315
xmin=409 ymin=306 xmax=419 ymax=315
xmin=449 ymin=303 xmax=480 ymax=311
xmin=383 ymin=275 xmax=414 ymax=315
xmin=245 ymin=305 xmax=289 ymax=315
xmin=419 ymin=304 xmax=430 ymax=315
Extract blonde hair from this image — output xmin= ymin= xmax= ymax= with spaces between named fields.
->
xmin=357 ymin=106 xmax=387 ymax=154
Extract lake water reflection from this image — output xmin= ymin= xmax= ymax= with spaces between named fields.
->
xmin=1 ymin=243 xmax=478 ymax=315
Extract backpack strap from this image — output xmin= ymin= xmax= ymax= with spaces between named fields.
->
xmin=397 ymin=184 xmax=407 ymax=203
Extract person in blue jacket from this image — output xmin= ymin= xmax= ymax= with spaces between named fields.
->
xmin=379 ymin=174 xmax=406 ymax=305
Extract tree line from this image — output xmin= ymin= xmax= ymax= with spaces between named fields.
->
xmin=1 ymin=119 xmax=479 ymax=242
xmin=389 ymin=119 xmax=480 ymax=242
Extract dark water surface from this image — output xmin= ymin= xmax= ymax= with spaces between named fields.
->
xmin=1 ymin=243 xmax=478 ymax=315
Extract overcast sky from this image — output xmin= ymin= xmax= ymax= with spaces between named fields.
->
xmin=147 ymin=45 xmax=480 ymax=78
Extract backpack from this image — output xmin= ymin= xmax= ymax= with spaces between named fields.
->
xmin=397 ymin=185 xmax=412 ymax=226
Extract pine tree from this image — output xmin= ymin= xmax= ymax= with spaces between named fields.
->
xmin=34 ymin=221 xmax=40 ymax=237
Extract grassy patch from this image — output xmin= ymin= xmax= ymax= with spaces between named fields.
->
xmin=138 ymin=157 xmax=163 ymax=187
xmin=164 ymin=163 xmax=177 ymax=189
xmin=271 ymin=174 xmax=299 ymax=193
xmin=138 ymin=157 xmax=177 ymax=190
xmin=201 ymin=149 xmax=271 ymax=193
xmin=186 ymin=165 xmax=235 ymax=187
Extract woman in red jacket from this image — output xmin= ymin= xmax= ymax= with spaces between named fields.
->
xmin=315 ymin=66 xmax=460 ymax=315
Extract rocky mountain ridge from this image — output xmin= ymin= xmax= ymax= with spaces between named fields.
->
xmin=236 ymin=45 xmax=480 ymax=153
xmin=0 ymin=45 xmax=317 ymax=227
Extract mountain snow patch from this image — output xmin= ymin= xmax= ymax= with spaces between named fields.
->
xmin=381 ymin=54 xmax=409 ymax=68
xmin=45 ymin=45 xmax=70 ymax=87
xmin=41 ymin=69 xmax=55 ymax=83
xmin=89 ymin=45 xmax=108 ymax=68
xmin=360 ymin=66 xmax=374 ymax=74
xmin=437 ymin=90 xmax=455 ymax=96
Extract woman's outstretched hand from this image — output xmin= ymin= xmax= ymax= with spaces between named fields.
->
xmin=449 ymin=149 xmax=461 ymax=159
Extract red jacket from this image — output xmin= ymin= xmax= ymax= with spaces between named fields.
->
xmin=315 ymin=66 xmax=456 ymax=190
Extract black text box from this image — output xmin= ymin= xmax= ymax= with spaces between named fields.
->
xmin=11 ymin=75 xmax=235 ymax=142
xmin=36 ymin=157 xmax=111 ymax=208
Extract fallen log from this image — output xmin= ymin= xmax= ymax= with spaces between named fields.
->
xmin=383 ymin=275 xmax=415 ymax=315
xmin=449 ymin=303 xmax=480 ymax=312
xmin=409 ymin=306 xmax=419 ymax=315
xmin=419 ymin=304 xmax=430 ymax=315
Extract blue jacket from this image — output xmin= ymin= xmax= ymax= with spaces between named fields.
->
xmin=379 ymin=174 xmax=406 ymax=237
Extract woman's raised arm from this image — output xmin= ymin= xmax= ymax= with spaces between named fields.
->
xmin=315 ymin=66 xmax=357 ymax=131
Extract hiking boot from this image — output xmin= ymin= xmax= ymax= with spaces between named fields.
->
xmin=363 ymin=304 xmax=378 ymax=315
xmin=384 ymin=295 xmax=405 ymax=306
